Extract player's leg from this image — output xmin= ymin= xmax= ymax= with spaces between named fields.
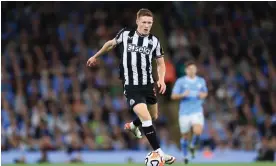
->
xmin=125 ymin=86 xmax=158 ymax=136
xmin=190 ymin=124 xmax=203 ymax=147
xmin=147 ymin=103 xmax=158 ymax=121
xmin=146 ymin=87 xmax=176 ymax=164
xmin=123 ymin=88 xmax=143 ymax=139
xmin=179 ymin=114 xmax=191 ymax=164
xmin=181 ymin=133 xmax=191 ymax=164
xmin=189 ymin=124 xmax=203 ymax=158
xmin=124 ymin=102 xmax=159 ymax=137
xmin=124 ymin=118 xmax=142 ymax=138
xmin=124 ymin=102 xmax=159 ymax=139
xmin=190 ymin=112 xmax=204 ymax=158
xmin=123 ymin=87 xmax=163 ymax=154
xmin=124 ymin=113 xmax=142 ymax=137
xmin=132 ymin=103 xmax=164 ymax=153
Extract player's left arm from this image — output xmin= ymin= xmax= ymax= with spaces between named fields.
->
xmin=154 ymin=40 xmax=166 ymax=94
xmin=198 ymin=78 xmax=208 ymax=99
xmin=156 ymin=57 xmax=166 ymax=83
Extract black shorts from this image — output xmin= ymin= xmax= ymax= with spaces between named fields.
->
xmin=124 ymin=84 xmax=157 ymax=109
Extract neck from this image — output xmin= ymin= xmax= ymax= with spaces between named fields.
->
xmin=187 ymin=75 xmax=196 ymax=79
xmin=136 ymin=29 xmax=148 ymax=37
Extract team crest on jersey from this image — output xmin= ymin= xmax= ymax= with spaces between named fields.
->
xmin=127 ymin=43 xmax=151 ymax=55
xmin=130 ymin=99 xmax=135 ymax=106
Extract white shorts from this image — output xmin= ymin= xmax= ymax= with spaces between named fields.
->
xmin=178 ymin=112 xmax=204 ymax=134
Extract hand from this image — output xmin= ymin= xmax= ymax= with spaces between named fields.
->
xmin=157 ymin=80 xmax=166 ymax=94
xmin=198 ymin=92 xmax=207 ymax=99
xmin=87 ymin=56 xmax=97 ymax=67
xmin=182 ymin=90 xmax=190 ymax=97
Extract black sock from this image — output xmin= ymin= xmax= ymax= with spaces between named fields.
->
xmin=133 ymin=118 xmax=142 ymax=127
xmin=142 ymin=125 xmax=160 ymax=150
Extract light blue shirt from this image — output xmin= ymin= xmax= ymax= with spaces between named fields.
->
xmin=172 ymin=76 xmax=208 ymax=115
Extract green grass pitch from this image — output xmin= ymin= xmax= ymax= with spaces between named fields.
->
xmin=2 ymin=163 xmax=275 ymax=166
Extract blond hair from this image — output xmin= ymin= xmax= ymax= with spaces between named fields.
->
xmin=137 ymin=8 xmax=153 ymax=19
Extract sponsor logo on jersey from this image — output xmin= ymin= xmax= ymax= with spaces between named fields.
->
xmin=127 ymin=43 xmax=151 ymax=55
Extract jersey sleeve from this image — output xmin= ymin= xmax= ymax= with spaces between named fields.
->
xmin=114 ymin=28 xmax=125 ymax=45
xmin=153 ymin=40 xmax=164 ymax=59
xmin=200 ymin=78 xmax=208 ymax=92
xmin=172 ymin=79 xmax=182 ymax=95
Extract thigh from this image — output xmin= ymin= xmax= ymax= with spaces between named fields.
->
xmin=178 ymin=114 xmax=192 ymax=134
xmin=191 ymin=112 xmax=204 ymax=134
xmin=133 ymin=103 xmax=151 ymax=121
xmin=190 ymin=112 xmax=204 ymax=126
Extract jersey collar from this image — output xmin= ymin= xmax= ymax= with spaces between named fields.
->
xmin=135 ymin=30 xmax=149 ymax=37
xmin=185 ymin=76 xmax=197 ymax=82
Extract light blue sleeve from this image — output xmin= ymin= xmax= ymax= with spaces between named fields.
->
xmin=201 ymin=78 xmax=208 ymax=92
xmin=172 ymin=79 xmax=183 ymax=95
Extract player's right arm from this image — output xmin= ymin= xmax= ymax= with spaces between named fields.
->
xmin=198 ymin=78 xmax=208 ymax=99
xmin=87 ymin=28 xmax=125 ymax=67
xmin=171 ymin=79 xmax=190 ymax=100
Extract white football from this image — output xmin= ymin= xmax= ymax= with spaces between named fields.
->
xmin=144 ymin=151 xmax=165 ymax=166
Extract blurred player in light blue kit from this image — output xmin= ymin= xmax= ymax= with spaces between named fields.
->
xmin=171 ymin=60 xmax=208 ymax=164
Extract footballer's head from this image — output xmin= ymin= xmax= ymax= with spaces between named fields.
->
xmin=136 ymin=8 xmax=153 ymax=36
xmin=185 ymin=60 xmax=197 ymax=78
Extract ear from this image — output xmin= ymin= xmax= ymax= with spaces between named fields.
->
xmin=136 ymin=17 xmax=139 ymax=25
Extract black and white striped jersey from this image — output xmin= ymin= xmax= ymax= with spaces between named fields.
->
xmin=115 ymin=28 xmax=164 ymax=86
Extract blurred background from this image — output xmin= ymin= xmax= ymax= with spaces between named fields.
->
xmin=1 ymin=1 xmax=276 ymax=164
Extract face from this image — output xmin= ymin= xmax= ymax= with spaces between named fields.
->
xmin=185 ymin=64 xmax=197 ymax=77
xmin=136 ymin=16 xmax=153 ymax=35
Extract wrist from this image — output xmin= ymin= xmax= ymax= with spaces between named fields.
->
xmin=93 ymin=54 xmax=99 ymax=59
xmin=158 ymin=78 xmax=165 ymax=83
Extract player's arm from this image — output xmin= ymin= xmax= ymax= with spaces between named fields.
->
xmin=198 ymin=91 xmax=207 ymax=99
xmin=155 ymin=57 xmax=166 ymax=83
xmin=171 ymin=91 xmax=190 ymax=100
xmin=87 ymin=28 xmax=124 ymax=67
xmin=154 ymin=40 xmax=166 ymax=94
xmin=94 ymin=39 xmax=116 ymax=58
xmin=198 ymin=79 xmax=208 ymax=99
xmin=171 ymin=79 xmax=189 ymax=100
xmin=154 ymin=40 xmax=166 ymax=82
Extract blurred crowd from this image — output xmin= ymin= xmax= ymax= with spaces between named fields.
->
xmin=1 ymin=2 xmax=276 ymax=160
xmin=162 ymin=2 xmax=276 ymax=160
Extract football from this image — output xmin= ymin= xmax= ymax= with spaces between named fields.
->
xmin=144 ymin=151 xmax=165 ymax=166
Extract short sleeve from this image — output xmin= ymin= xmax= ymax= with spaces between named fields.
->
xmin=153 ymin=40 xmax=164 ymax=59
xmin=115 ymin=28 xmax=125 ymax=45
xmin=200 ymin=79 xmax=208 ymax=92
xmin=172 ymin=79 xmax=182 ymax=95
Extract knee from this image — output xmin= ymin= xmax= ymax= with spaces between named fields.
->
xmin=139 ymin=114 xmax=152 ymax=121
xmin=141 ymin=111 xmax=152 ymax=121
xmin=193 ymin=125 xmax=203 ymax=135
xmin=133 ymin=103 xmax=151 ymax=121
